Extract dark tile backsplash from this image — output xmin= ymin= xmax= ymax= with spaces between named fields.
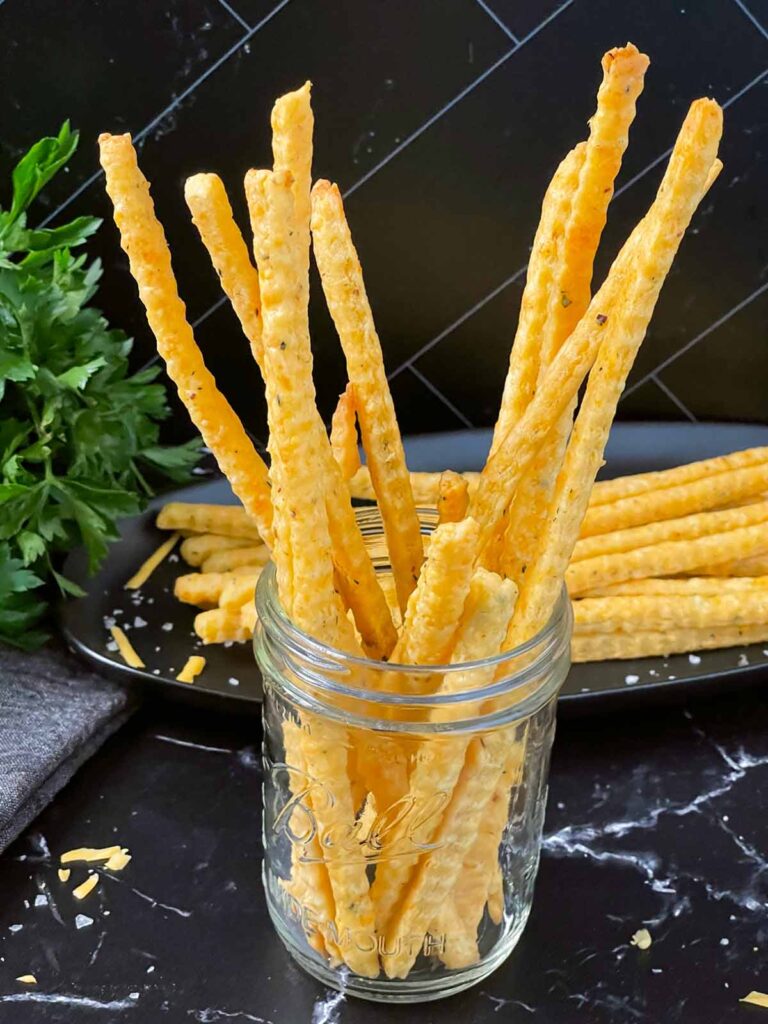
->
xmin=2 ymin=0 xmax=766 ymax=440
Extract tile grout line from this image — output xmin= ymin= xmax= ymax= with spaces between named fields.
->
xmin=649 ymin=374 xmax=698 ymax=422
xmin=395 ymin=62 xmax=768 ymax=386
xmin=212 ymin=0 xmax=253 ymax=31
xmin=342 ymin=44 xmax=519 ymax=200
xmin=343 ymin=0 xmax=574 ymax=200
xmin=472 ymin=0 xmax=520 ymax=43
xmin=388 ymin=264 xmax=527 ymax=381
xmin=731 ymin=0 xmax=768 ymax=41
xmin=38 ymin=0 xmax=293 ymax=228
xmin=623 ymin=278 xmax=768 ymax=398
xmin=407 ymin=365 xmax=475 ymax=428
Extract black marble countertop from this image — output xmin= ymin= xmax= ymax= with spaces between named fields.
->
xmin=1 ymin=686 xmax=767 ymax=1024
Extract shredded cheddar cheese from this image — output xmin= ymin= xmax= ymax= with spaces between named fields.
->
xmin=630 ymin=928 xmax=652 ymax=950
xmin=104 ymin=848 xmax=132 ymax=872
xmin=177 ymin=655 xmax=206 ymax=684
xmin=125 ymin=531 xmax=180 ymax=589
xmin=741 ymin=993 xmax=768 ymax=1009
xmin=16 ymin=975 xmax=37 ymax=985
xmin=57 ymin=868 xmax=70 ymax=882
xmin=109 ymin=626 xmax=145 ymax=669
xmin=61 ymin=845 xmax=122 ymax=865
xmin=73 ymin=873 xmax=99 ymax=900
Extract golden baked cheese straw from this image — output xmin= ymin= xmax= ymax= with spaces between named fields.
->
xmin=218 ymin=571 xmax=263 ymax=609
xmin=180 ymin=534 xmax=253 ymax=567
xmin=330 ymin=384 xmax=361 ymax=481
xmin=383 ymin=725 xmax=509 ymax=979
xmin=507 ymin=98 xmax=723 ymax=642
xmin=392 ymin=518 xmax=480 ymax=674
xmin=355 ymin=518 xmax=480 ymax=814
xmin=184 ymin=172 xmax=264 ymax=370
xmin=248 ymin=152 xmax=396 ymax=660
xmin=489 ymin=144 xmax=586 ymax=459
xmin=572 ymin=623 xmax=768 ymax=662
xmin=695 ymin=552 xmax=768 ymax=576
xmin=312 ymin=180 xmax=423 ymax=613
xmin=271 ymin=81 xmax=313 ymax=286
xmin=201 ymin=543 xmax=270 ymax=573
xmin=572 ymin=500 xmax=768 ymax=563
xmin=98 ymin=134 xmax=273 ymax=547
xmin=280 ymin=719 xmax=342 ymax=962
xmin=574 ymin=591 xmax=768 ymax=633
xmin=500 ymin=44 xmax=649 ymax=581
xmin=157 ymin=502 xmax=261 ymax=540
xmin=251 ymin=168 xmax=378 ymax=978
xmin=471 ymin=106 xmax=722 ymax=559
xmin=348 ymin=466 xmax=480 ymax=506
xmin=580 ymin=461 xmax=768 ymax=538
xmin=437 ymin=470 xmax=469 ymax=525
xmin=567 ymin=519 xmax=768 ymax=596
xmin=589 ymin=446 xmax=768 ymax=507
xmin=435 ymin=764 xmax=514 ymax=969
xmin=194 ymin=603 xmax=257 ymax=644
xmin=370 ymin=570 xmax=516 ymax=933
xmin=174 ymin=571 xmax=235 ymax=607
xmin=546 ymin=44 xmax=649 ymax=353
xmin=583 ymin=576 xmax=768 ymax=598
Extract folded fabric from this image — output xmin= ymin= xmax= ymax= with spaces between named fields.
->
xmin=0 ymin=642 xmax=135 ymax=852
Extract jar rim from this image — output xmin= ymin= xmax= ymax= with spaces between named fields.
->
xmin=254 ymin=561 xmax=571 ymax=719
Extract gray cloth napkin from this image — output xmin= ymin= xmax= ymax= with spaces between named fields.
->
xmin=0 ymin=642 xmax=135 ymax=852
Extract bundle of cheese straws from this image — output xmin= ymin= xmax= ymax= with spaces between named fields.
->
xmin=100 ymin=42 xmax=725 ymax=974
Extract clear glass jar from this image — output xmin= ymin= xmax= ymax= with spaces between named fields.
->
xmin=254 ymin=508 xmax=571 ymax=1003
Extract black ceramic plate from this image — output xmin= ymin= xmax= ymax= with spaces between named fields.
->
xmin=60 ymin=422 xmax=768 ymax=714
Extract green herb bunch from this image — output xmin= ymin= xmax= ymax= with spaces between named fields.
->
xmin=0 ymin=123 xmax=200 ymax=648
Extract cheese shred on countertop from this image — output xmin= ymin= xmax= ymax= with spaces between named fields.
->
xmin=109 ymin=625 xmax=145 ymax=668
xmin=177 ymin=655 xmax=206 ymax=684
xmin=15 ymin=975 xmax=37 ymax=985
xmin=125 ymin=532 xmax=180 ymax=589
xmin=741 ymin=992 xmax=768 ymax=1009
xmin=57 ymin=868 xmax=70 ymax=882
xmin=73 ymin=873 xmax=99 ymax=900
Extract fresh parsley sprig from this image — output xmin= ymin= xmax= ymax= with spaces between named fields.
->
xmin=0 ymin=122 xmax=201 ymax=648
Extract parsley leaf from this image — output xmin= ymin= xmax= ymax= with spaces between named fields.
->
xmin=0 ymin=123 xmax=202 ymax=646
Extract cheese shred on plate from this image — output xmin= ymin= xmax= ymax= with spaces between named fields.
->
xmin=109 ymin=625 xmax=145 ymax=669
xmin=73 ymin=873 xmax=100 ymax=900
xmin=61 ymin=845 xmax=122 ymax=865
xmin=177 ymin=655 xmax=206 ymax=684
xmin=125 ymin=531 xmax=180 ymax=589
xmin=104 ymin=848 xmax=132 ymax=872
xmin=741 ymin=992 xmax=768 ymax=1009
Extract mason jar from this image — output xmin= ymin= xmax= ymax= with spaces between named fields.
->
xmin=254 ymin=508 xmax=571 ymax=1003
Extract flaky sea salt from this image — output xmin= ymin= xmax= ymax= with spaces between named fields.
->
xmin=75 ymin=914 xmax=93 ymax=929
xmin=625 ymin=674 xmax=639 ymax=684
xmin=688 ymin=654 xmax=701 ymax=665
